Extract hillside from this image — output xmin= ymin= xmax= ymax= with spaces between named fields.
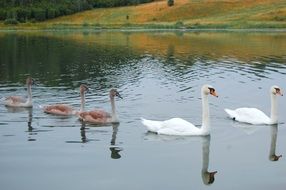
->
xmin=2 ymin=0 xmax=286 ymax=29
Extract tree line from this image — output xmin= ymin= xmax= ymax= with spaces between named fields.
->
xmin=0 ymin=0 xmax=153 ymax=24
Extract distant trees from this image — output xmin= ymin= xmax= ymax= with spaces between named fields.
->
xmin=0 ymin=0 xmax=154 ymax=23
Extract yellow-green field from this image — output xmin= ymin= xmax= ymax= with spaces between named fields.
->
xmin=1 ymin=0 xmax=286 ymax=29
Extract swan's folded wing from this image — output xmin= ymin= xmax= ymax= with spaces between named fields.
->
xmin=158 ymin=118 xmax=200 ymax=135
xmin=162 ymin=118 xmax=196 ymax=130
xmin=141 ymin=117 xmax=201 ymax=135
xmin=44 ymin=104 xmax=74 ymax=115
xmin=224 ymin=108 xmax=238 ymax=119
xmin=4 ymin=96 xmax=26 ymax=105
xmin=234 ymin=108 xmax=270 ymax=124
xmin=141 ymin=118 xmax=164 ymax=133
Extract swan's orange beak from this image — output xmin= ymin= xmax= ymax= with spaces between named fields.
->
xmin=210 ymin=91 xmax=218 ymax=98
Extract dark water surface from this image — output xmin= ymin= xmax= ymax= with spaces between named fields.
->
xmin=0 ymin=31 xmax=286 ymax=190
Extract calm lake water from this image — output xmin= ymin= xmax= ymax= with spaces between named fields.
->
xmin=0 ymin=31 xmax=286 ymax=190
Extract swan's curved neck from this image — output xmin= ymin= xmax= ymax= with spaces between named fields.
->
xmin=270 ymin=93 xmax=278 ymax=124
xmin=80 ymin=92 xmax=85 ymax=112
xmin=110 ymin=96 xmax=118 ymax=122
xmin=26 ymin=83 xmax=32 ymax=104
xmin=201 ymin=93 xmax=210 ymax=134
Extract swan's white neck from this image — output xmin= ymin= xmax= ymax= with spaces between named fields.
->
xmin=201 ymin=92 xmax=210 ymax=134
xmin=110 ymin=95 xmax=118 ymax=123
xmin=270 ymin=93 xmax=278 ymax=124
xmin=26 ymin=83 xmax=32 ymax=105
xmin=80 ymin=91 xmax=85 ymax=112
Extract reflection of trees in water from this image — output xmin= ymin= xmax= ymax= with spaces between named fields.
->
xmin=167 ymin=44 xmax=175 ymax=60
xmin=1 ymin=32 xmax=286 ymax=90
xmin=0 ymin=33 xmax=142 ymax=92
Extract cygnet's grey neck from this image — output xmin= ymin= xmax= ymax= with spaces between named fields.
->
xmin=110 ymin=95 xmax=118 ymax=122
xmin=26 ymin=83 xmax=32 ymax=104
xmin=80 ymin=91 xmax=85 ymax=112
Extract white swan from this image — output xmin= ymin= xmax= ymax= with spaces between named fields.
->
xmin=141 ymin=84 xmax=218 ymax=136
xmin=225 ymin=86 xmax=283 ymax=125
xmin=79 ymin=89 xmax=122 ymax=124
xmin=43 ymin=84 xmax=89 ymax=116
xmin=4 ymin=76 xmax=34 ymax=108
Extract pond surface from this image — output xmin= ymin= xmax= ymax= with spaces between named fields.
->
xmin=0 ymin=31 xmax=286 ymax=190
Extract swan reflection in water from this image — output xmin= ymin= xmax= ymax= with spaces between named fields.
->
xmin=269 ymin=124 xmax=282 ymax=161
xmin=80 ymin=122 xmax=88 ymax=143
xmin=201 ymin=136 xmax=217 ymax=185
xmin=110 ymin=123 xmax=122 ymax=159
xmin=144 ymin=133 xmax=217 ymax=185
xmin=5 ymin=107 xmax=36 ymax=141
xmin=233 ymin=123 xmax=282 ymax=161
xmin=79 ymin=123 xmax=123 ymax=159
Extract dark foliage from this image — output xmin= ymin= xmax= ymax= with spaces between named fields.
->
xmin=167 ymin=0 xmax=174 ymax=7
xmin=4 ymin=18 xmax=19 ymax=25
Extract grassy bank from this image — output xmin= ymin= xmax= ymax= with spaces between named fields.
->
xmin=1 ymin=0 xmax=286 ymax=30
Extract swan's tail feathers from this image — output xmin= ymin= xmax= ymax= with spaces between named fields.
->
xmin=141 ymin=117 xmax=163 ymax=133
xmin=224 ymin=108 xmax=237 ymax=120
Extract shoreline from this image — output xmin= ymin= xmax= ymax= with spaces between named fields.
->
xmin=1 ymin=26 xmax=286 ymax=33
xmin=1 ymin=21 xmax=286 ymax=33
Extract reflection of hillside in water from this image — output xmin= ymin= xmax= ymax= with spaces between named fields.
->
xmin=1 ymin=31 xmax=286 ymax=89
xmin=0 ymin=32 xmax=142 ymax=92
xmin=46 ymin=31 xmax=286 ymax=62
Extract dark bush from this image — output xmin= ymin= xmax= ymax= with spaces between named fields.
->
xmin=16 ymin=8 xmax=32 ymax=22
xmin=46 ymin=7 xmax=56 ymax=19
xmin=167 ymin=0 xmax=174 ymax=7
xmin=4 ymin=18 xmax=19 ymax=25
xmin=0 ymin=9 xmax=7 ymax=20
xmin=32 ymin=8 xmax=46 ymax=21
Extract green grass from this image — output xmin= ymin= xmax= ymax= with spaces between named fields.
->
xmin=1 ymin=0 xmax=286 ymax=30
